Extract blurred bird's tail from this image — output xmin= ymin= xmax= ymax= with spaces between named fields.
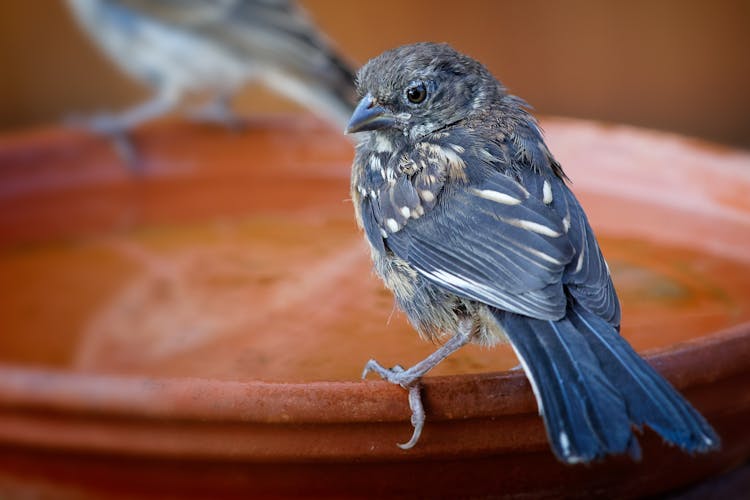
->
xmin=498 ymin=304 xmax=720 ymax=464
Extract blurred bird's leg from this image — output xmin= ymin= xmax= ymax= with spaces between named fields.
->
xmin=69 ymin=89 xmax=179 ymax=168
xmin=362 ymin=319 xmax=475 ymax=449
xmin=187 ymin=93 xmax=246 ymax=131
xmin=88 ymin=90 xmax=178 ymax=133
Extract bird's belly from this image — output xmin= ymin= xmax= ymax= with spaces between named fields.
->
xmin=373 ymin=250 xmax=506 ymax=346
xmin=90 ymin=14 xmax=250 ymax=93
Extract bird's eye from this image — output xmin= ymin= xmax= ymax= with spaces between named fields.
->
xmin=405 ymin=82 xmax=427 ymax=104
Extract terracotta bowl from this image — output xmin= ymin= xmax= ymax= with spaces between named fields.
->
xmin=0 ymin=117 xmax=748 ymax=498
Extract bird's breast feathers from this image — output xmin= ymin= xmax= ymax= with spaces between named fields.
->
xmin=353 ymin=132 xmax=468 ymax=236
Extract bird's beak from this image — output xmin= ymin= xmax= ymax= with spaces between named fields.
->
xmin=345 ymin=93 xmax=395 ymax=134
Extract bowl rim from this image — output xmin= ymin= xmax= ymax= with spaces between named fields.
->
xmin=0 ymin=322 xmax=747 ymax=425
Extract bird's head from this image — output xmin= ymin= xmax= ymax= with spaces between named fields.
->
xmin=346 ymin=42 xmax=504 ymax=141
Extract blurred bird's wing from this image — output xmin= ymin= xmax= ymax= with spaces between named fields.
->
xmin=111 ymin=0 xmax=357 ymax=124
xmin=374 ymin=139 xmax=576 ymax=321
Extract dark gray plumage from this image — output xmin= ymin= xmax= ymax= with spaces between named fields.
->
xmin=66 ymin=0 xmax=356 ymax=159
xmin=347 ymin=42 xmax=719 ymax=463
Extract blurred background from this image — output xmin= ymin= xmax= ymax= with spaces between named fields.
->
xmin=0 ymin=0 xmax=748 ymax=148
xmin=1 ymin=4 xmax=750 ymax=496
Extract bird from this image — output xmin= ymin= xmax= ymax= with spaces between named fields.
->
xmin=65 ymin=0 xmax=357 ymax=163
xmin=345 ymin=42 xmax=719 ymax=464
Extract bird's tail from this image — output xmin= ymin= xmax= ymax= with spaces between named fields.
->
xmin=498 ymin=304 xmax=720 ymax=464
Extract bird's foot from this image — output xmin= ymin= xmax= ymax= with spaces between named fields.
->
xmin=66 ymin=113 xmax=140 ymax=169
xmin=362 ymin=359 xmax=425 ymax=449
xmin=360 ymin=321 xmax=475 ymax=450
xmin=362 ymin=360 xmax=423 ymax=388
xmin=187 ymin=99 xmax=246 ymax=132
xmin=66 ymin=93 xmax=178 ymax=170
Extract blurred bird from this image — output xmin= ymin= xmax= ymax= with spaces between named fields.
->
xmin=65 ymin=0 xmax=357 ymax=163
xmin=347 ymin=42 xmax=719 ymax=463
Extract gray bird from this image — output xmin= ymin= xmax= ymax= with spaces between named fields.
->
xmin=346 ymin=42 xmax=719 ymax=463
xmin=66 ymin=0 xmax=356 ymax=161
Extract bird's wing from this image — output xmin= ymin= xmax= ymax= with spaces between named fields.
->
xmin=514 ymin=166 xmax=621 ymax=327
xmin=364 ymin=136 xmax=577 ymax=321
xmin=562 ymin=190 xmax=621 ymax=327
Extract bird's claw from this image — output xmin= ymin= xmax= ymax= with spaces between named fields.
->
xmin=187 ymin=101 xmax=246 ymax=132
xmin=362 ymin=358 xmax=426 ymax=449
xmin=397 ymin=384 xmax=425 ymax=449
xmin=66 ymin=112 xmax=129 ymax=136
xmin=92 ymin=115 xmax=128 ymax=137
xmin=108 ymin=131 xmax=140 ymax=169
xmin=361 ymin=359 xmax=414 ymax=388
xmin=66 ymin=113 xmax=140 ymax=169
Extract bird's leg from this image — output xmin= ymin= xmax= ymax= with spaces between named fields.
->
xmin=187 ymin=93 xmax=245 ymax=131
xmin=68 ymin=89 xmax=179 ymax=168
xmin=89 ymin=91 xmax=178 ymax=133
xmin=362 ymin=319 xmax=475 ymax=449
